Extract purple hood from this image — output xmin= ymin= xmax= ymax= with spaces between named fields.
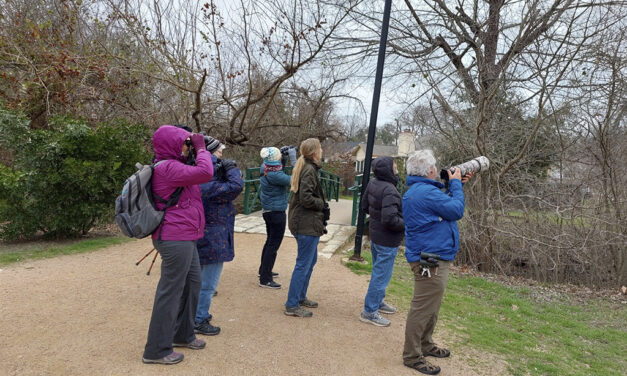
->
xmin=153 ymin=125 xmax=190 ymax=163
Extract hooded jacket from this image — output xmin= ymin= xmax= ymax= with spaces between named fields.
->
xmin=259 ymin=163 xmax=291 ymax=212
xmin=360 ymin=156 xmax=404 ymax=247
xmin=151 ymin=125 xmax=214 ymax=241
xmin=197 ymin=155 xmax=244 ymax=264
xmin=402 ymin=175 xmax=464 ymax=262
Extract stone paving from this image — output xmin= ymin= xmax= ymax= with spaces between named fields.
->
xmin=234 ymin=211 xmax=356 ymax=259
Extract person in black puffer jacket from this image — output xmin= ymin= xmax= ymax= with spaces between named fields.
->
xmin=359 ymin=156 xmax=404 ymax=327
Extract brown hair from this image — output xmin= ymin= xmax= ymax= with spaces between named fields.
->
xmin=290 ymin=138 xmax=322 ymax=193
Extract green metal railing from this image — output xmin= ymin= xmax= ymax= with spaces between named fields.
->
xmin=243 ymin=166 xmax=341 ymax=214
xmin=348 ymin=173 xmax=372 ymax=226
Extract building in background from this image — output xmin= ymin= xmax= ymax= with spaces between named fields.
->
xmin=353 ymin=130 xmax=416 ymax=172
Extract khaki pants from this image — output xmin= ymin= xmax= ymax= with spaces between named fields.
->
xmin=402 ymin=260 xmax=451 ymax=366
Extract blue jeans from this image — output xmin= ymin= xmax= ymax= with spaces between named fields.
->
xmin=285 ymin=234 xmax=319 ymax=308
xmin=363 ymin=242 xmax=398 ymax=313
xmin=195 ymin=262 xmax=224 ymax=323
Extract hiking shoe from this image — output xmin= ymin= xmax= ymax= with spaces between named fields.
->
xmin=142 ymin=351 xmax=184 ymax=365
xmin=424 ymin=346 xmax=450 ymax=358
xmin=405 ymin=358 xmax=440 ymax=375
xmin=257 ymin=272 xmax=279 ymax=277
xmin=259 ymin=281 xmax=282 ymax=289
xmin=284 ymin=306 xmax=313 ymax=317
xmin=194 ymin=318 xmax=221 ymax=336
xmin=360 ymin=311 xmax=391 ymax=327
xmin=172 ymin=338 xmax=206 ymax=350
xmin=379 ymin=301 xmax=397 ymax=314
xmin=299 ymin=298 xmax=318 ymax=308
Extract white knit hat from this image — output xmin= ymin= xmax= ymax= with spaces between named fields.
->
xmin=260 ymin=147 xmax=281 ymax=163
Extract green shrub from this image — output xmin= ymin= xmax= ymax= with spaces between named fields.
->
xmin=0 ymin=108 xmax=150 ymax=239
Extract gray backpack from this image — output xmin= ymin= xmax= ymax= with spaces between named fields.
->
xmin=114 ymin=162 xmax=182 ymax=239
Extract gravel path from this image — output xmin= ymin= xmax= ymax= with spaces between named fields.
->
xmin=0 ymin=233 xmax=503 ymax=376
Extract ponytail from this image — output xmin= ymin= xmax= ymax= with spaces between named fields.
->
xmin=290 ymin=138 xmax=322 ymax=193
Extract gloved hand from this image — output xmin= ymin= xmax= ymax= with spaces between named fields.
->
xmin=280 ymin=146 xmax=298 ymax=165
xmin=190 ymin=133 xmax=206 ymax=152
xmin=221 ymin=159 xmax=237 ymax=172
xmin=287 ymin=147 xmax=297 ymax=165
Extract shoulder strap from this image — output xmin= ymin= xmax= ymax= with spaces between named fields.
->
xmin=151 ymin=160 xmax=185 ymax=240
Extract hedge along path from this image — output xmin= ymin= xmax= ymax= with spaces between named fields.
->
xmin=0 ymin=233 xmax=505 ymax=376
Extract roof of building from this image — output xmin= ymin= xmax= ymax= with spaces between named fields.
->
xmin=355 ymin=143 xmax=398 ymax=157
xmin=322 ymin=141 xmax=360 ymax=156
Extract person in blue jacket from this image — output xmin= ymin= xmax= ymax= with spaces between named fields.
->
xmin=257 ymin=147 xmax=291 ymax=289
xmin=194 ymin=142 xmax=244 ymax=336
xmin=401 ymin=149 xmax=473 ymax=376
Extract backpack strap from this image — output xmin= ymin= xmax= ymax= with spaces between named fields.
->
xmin=152 ymin=161 xmax=185 ymax=240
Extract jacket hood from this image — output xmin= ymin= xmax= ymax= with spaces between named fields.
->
xmin=373 ymin=156 xmax=397 ymax=184
xmin=153 ymin=125 xmax=191 ymax=162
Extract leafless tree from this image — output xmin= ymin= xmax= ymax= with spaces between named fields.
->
xmin=340 ymin=0 xmax=626 ymax=286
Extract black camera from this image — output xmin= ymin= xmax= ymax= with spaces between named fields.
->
xmin=322 ymin=202 xmax=330 ymax=234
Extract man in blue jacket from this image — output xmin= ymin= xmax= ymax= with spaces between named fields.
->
xmin=402 ymin=150 xmax=473 ymax=375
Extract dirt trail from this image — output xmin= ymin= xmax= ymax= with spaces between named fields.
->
xmin=0 ymin=233 xmax=503 ymax=376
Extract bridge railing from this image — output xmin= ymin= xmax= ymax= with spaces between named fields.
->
xmin=243 ymin=166 xmax=341 ymax=215
xmin=348 ymin=173 xmax=372 ymax=226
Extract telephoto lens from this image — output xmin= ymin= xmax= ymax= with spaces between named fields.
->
xmin=440 ymin=156 xmax=489 ymax=181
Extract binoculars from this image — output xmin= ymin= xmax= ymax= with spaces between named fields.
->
xmin=440 ymin=156 xmax=489 ymax=181
xmin=419 ymin=252 xmax=441 ymax=268
xmin=280 ymin=145 xmax=298 ymax=166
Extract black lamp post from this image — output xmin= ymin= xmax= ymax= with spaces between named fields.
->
xmin=351 ymin=0 xmax=393 ymax=261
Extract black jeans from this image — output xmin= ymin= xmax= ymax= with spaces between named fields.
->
xmin=258 ymin=211 xmax=287 ymax=283
xmin=143 ymin=239 xmax=201 ymax=359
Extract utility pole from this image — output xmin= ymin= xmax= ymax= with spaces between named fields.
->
xmin=350 ymin=0 xmax=393 ymax=261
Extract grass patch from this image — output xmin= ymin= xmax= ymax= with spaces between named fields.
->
xmin=0 ymin=236 xmax=133 ymax=266
xmin=345 ymin=247 xmax=627 ymax=376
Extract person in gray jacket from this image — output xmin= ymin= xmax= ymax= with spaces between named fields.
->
xmin=258 ymin=147 xmax=291 ymax=289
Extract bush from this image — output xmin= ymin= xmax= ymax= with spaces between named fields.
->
xmin=0 ymin=109 xmax=150 ymax=239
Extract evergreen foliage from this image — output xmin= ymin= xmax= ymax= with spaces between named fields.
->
xmin=0 ymin=108 xmax=150 ymax=239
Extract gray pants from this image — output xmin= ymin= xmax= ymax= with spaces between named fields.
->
xmin=143 ymin=239 xmax=201 ymax=359
xmin=403 ymin=260 xmax=451 ymax=366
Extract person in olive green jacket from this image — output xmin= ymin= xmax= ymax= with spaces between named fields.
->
xmin=284 ymin=138 xmax=328 ymax=318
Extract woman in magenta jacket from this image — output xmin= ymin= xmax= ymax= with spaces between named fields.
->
xmin=142 ymin=125 xmax=214 ymax=365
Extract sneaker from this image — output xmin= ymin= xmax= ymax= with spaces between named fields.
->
xmin=360 ymin=311 xmax=391 ymax=327
xmin=142 ymin=351 xmax=184 ymax=365
xmin=379 ymin=301 xmax=397 ymax=314
xmin=259 ymin=281 xmax=282 ymax=289
xmin=284 ymin=306 xmax=313 ymax=317
xmin=257 ymin=272 xmax=279 ymax=277
xmin=299 ymin=298 xmax=318 ymax=308
xmin=172 ymin=338 xmax=206 ymax=350
xmin=194 ymin=318 xmax=221 ymax=336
